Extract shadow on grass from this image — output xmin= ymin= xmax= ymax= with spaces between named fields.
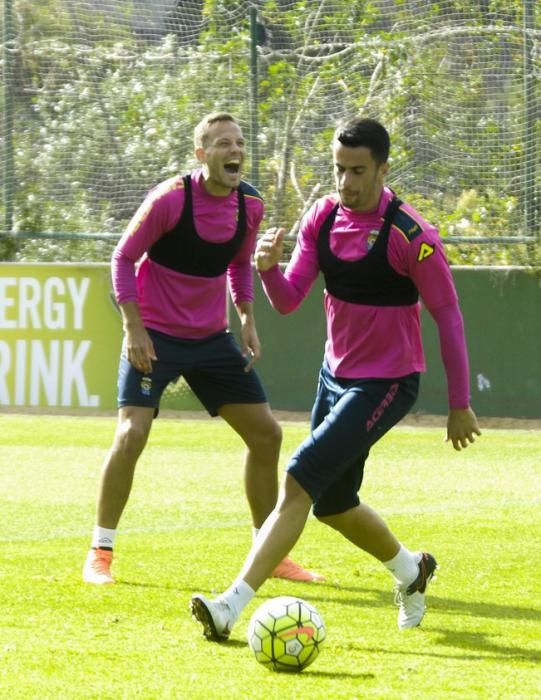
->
xmin=298 ymin=584 xmax=541 ymax=663
xmin=307 ymin=670 xmax=376 ymax=680
xmin=358 ymin=631 xmax=541 ymax=664
xmin=117 ymin=580 xmax=540 ymax=626
xmin=115 ymin=581 xmax=540 ymax=662
xmin=117 ymin=579 xmax=191 ymax=590
xmin=208 ymin=639 xmax=377 ymax=679
xmin=429 ymin=627 xmax=541 ymax=662
xmin=299 ymin=583 xmax=540 ymax=623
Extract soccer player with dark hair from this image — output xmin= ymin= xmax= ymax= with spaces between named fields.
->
xmin=191 ymin=116 xmax=480 ymax=636
xmin=83 ymin=112 xmax=322 ymax=585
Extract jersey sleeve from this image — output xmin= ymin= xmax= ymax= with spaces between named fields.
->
xmin=429 ymin=303 xmax=471 ymax=409
xmin=228 ymin=187 xmax=265 ymax=305
xmin=258 ymin=198 xmax=329 ymax=313
xmin=388 ymin=207 xmax=470 ymax=409
xmin=388 ymin=209 xmax=458 ymax=312
xmin=112 ymin=179 xmax=185 ymax=304
xmin=258 ymin=264 xmax=309 ymax=314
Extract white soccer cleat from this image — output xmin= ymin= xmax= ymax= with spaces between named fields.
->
xmin=190 ymin=594 xmax=236 ymax=641
xmin=395 ymin=552 xmax=437 ymax=629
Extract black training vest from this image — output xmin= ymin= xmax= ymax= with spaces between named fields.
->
xmin=317 ymin=195 xmax=419 ymax=306
xmin=148 ymin=174 xmax=247 ymax=278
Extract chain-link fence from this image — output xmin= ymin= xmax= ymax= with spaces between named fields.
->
xmin=1 ymin=1 xmax=540 ymax=265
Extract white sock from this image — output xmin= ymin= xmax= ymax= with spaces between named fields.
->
xmin=383 ymin=545 xmax=420 ymax=586
xmin=219 ymin=579 xmax=255 ymax=620
xmin=91 ymin=526 xmax=117 ymax=550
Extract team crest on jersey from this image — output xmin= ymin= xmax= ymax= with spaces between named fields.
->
xmin=417 ymin=242 xmax=435 ymax=262
xmin=366 ymin=230 xmax=379 ymax=250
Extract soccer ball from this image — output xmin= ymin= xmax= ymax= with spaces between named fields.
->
xmin=247 ymin=596 xmax=326 ymax=672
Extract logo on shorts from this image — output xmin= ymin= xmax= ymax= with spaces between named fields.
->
xmin=140 ymin=377 xmax=152 ymax=396
xmin=366 ymin=382 xmax=399 ymax=432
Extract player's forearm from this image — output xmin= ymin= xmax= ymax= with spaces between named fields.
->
xmin=119 ymin=300 xmax=146 ymax=334
xmin=228 ymin=259 xmax=254 ymax=307
xmin=234 ymin=300 xmax=256 ymax=325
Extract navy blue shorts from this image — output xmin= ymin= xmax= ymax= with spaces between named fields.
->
xmin=117 ymin=328 xmax=267 ymax=417
xmin=287 ymin=361 xmax=420 ymax=517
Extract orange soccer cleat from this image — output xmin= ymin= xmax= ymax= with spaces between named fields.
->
xmin=82 ymin=548 xmax=115 ymax=585
xmin=272 ymin=557 xmax=325 ymax=582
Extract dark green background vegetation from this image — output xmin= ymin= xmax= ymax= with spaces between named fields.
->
xmin=1 ymin=1 xmax=539 ymax=265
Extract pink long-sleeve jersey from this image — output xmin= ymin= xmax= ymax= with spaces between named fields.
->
xmin=112 ymin=168 xmax=264 ymax=339
xmin=260 ymin=187 xmax=470 ymax=409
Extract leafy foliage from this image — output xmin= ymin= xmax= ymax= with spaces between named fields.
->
xmin=1 ymin=0 xmax=539 ymax=265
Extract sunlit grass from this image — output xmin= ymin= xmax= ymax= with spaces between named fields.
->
xmin=1 ymin=414 xmax=540 ymax=699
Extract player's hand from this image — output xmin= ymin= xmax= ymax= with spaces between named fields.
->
xmin=255 ymin=227 xmax=286 ymax=272
xmin=446 ymin=407 xmax=481 ymax=451
xmin=239 ymin=319 xmax=261 ymax=372
xmin=124 ymin=325 xmax=157 ymax=374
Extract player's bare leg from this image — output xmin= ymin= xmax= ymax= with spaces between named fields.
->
xmin=219 ymin=403 xmax=323 ymax=582
xmin=191 ymin=474 xmax=313 ymax=640
xmin=317 ymin=502 xmax=400 ymax=561
xmin=218 ymin=404 xmax=323 ymax=581
xmin=218 ymin=402 xmax=281 ymax=528
xmin=83 ymin=406 xmax=154 ymax=584
xmin=96 ymin=406 xmax=155 ymax=527
xmin=319 ymin=505 xmax=437 ymax=628
xmin=239 ymin=474 xmax=313 ymax=589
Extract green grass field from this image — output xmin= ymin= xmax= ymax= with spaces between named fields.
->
xmin=1 ymin=413 xmax=540 ymax=699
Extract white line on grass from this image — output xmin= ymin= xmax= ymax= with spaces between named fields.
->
xmin=0 ymin=520 xmax=250 ymax=543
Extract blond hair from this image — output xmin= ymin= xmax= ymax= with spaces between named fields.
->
xmin=193 ymin=112 xmax=238 ymax=149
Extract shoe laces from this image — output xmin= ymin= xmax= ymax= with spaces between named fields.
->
xmin=215 ymin=598 xmax=231 ymax=614
xmin=216 ymin=601 xmax=234 ymax=629
xmin=91 ymin=549 xmax=112 ymax=574
xmin=394 ymin=588 xmax=408 ymax=608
